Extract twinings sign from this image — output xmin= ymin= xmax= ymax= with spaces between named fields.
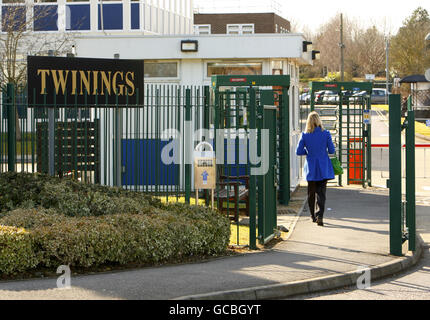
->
xmin=27 ymin=56 xmax=144 ymax=106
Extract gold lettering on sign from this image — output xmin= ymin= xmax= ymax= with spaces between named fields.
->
xmin=51 ymin=70 xmax=69 ymax=95
xmin=37 ymin=69 xmax=50 ymax=94
xmin=125 ymin=72 xmax=135 ymax=96
xmin=100 ymin=71 xmax=111 ymax=96
xmin=35 ymin=68 xmax=138 ymax=98
xmin=79 ymin=71 xmax=91 ymax=95
xmin=112 ymin=71 xmax=124 ymax=96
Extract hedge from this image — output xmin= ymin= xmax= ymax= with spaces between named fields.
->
xmin=0 ymin=173 xmax=230 ymax=275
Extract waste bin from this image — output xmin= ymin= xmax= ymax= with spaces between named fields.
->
xmin=348 ymin=138 xmax=363 ymax=184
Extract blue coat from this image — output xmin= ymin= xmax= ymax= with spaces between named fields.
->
xmin=296 ymin=127 xmax=336 ymax=181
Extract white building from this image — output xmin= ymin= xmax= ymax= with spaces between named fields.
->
xmin=0 ymin=0 xmax=194 ymax=35
xmin=75 ymin=33 xmax=314 ymax=189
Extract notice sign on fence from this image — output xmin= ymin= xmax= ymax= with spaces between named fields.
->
xmin=363 ymin=109 xmax=371 ymax=125
xmin=27 ymin=56 xmax=144 ymax=106
xmin=194 ymin=157 xmax=216 ymax=190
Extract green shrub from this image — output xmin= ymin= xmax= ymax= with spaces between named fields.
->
xmin=0 ymin=225 xmax=37 ymax=274
xmin=0 ymin=172 xmax=230 ymax=275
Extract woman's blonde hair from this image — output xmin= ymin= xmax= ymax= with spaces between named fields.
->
xmin=305 ymin=111 xmax=324 ymax=133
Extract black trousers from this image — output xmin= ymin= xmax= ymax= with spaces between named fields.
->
xmin=307 ymin=180 xmax=328 ymax=219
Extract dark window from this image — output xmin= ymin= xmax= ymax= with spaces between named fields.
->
xmin=2 ymin=6 xmax=26 ymax=32
xmin=98 ymin=3 xmax=123 ymax=30
xmin=131 ymin=2 xmax=139 ymax=30
xmin=66 ymin=4 xmax=91 ymax=31
xmin=34 ymin=5 xmax=58 ymax=31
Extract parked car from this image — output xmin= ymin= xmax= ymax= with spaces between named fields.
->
xmin=300 ymin=92 xmax=311 ymax=104
xmin=371 ymin=89 xmax=390 ymax=104
xmin=322 ymin=90 xmax=339 ymax=104
xmin=315 ymin=90 xmax=337 ymax=104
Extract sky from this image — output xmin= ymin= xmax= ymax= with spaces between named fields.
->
xmin=195 ymin=0 xmax=430 ymax=35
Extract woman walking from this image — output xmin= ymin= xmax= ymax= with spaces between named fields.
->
xmin=296 ymin=111 xmax=336 ymax=226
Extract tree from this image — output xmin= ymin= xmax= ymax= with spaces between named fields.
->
xmin=351 ymin=26 xmax=386 ymax=76
xmin=390 ymin=7 xmax=430 ymax=77
xmin=0 ymin=2 xmax=75 ymax=139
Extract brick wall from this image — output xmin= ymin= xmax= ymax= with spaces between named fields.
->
xmin=194 ymin=13 xmax=290 ymax=34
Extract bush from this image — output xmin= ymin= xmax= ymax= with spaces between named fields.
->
xmin=0 ymin=173 xmax=230 ymax=275
xmin=0 ymin=225 xmax=37 ymax=274
xmin=0 ymin=209 xmax=230 ymax=274
xmin=0 ymin=172 xmax=161 ymax=216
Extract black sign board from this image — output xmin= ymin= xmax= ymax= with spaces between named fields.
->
xmin=27 ymin=56 xmax=144 ymax=106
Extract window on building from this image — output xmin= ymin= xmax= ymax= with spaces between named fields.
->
xmin=66 ymin=4 xmax=91 ymax=30
xmin=2 ymin=5 xmax=26 ymax=32
xmin=34 ymin=5 xmax=58 ymax=31
xmin=131 ymin=2 xmax=140 ymax=30
xmin=2 ymin=0 xmax=25 ymax=3
xmin=207 ymin=62 xmax=262 ymax=77
xmin=194 ymin=24 xmax=211 ymax=35
xmin=226 ymin=24 xmax=254 ymax=35
xmin=98 ymin=3 xmax=123 ymax=30
xmin=144 ymin=62 xmax=178 ymax=78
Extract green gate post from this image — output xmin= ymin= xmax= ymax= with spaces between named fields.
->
xmin=249 ymin=88 xmax=257 ymax=250
xmin=185 ymin=89 xmax=192 ymax=204
xmin=310 ymin=90 xmax=315 ymax=112
xmin=279 ymin=88 xmax=290 ymax=205
xmin=389 ymin=94 xmax=403 ymax=256
xmin=6 ymin=83 xmax=16 ymax=172
xmin=338 ymin=92 xmax=343 ymax=186
xmin=406 ymin=97 xmax=416 ymax=251
xmin=366 ymin=97 xmax=372 ymax=187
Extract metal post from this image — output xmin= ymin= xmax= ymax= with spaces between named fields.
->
xmin=6 ymin=83 xmax=16 ymax=172
xmin=385 ymin=38 xmax=390 ymax=105
xmin=249 ymin=87 xmax=257 ymax=250
xmin=279 ymin=88 xmax=290 ymax=205
xmin=48 ymin=50 xmax=55 ymax=176
xmin=185 ymin=89 xmax=191 ymax=204
xmin=389 ymin=94 xmax=402 ymax=256
xmin=113 ymin=54 xmax=122 ymax=187
xmin=340 ymin=13 xmax=345 ymax=82
xmin=406 ymin=97 xmax=416 ymax=251
xmin=366 ymin=97 xmax=372 ymax=187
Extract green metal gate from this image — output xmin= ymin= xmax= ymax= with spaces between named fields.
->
xmin=211 ymin=75 xmax=290 ymax=248
xmin=309 ymin=82 xmax=373 ymax=187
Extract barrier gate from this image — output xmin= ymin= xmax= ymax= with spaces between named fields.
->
xmin=211 ymin=75 xmax=290 ymax=249
xmin=309 ymin=82 xmax=373 ymax=187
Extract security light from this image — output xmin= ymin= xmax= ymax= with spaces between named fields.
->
xmin=312 ymin=50 xmax=320 ymax=60
xmin=426 ymin=33 xmax=430 ymax=41
xmin=181 ymin=40 xmax=198 ymax=52
xmin=302 ymin=41 xmax=312 ymax=52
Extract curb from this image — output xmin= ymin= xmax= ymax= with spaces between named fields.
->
xmin=175 ymin=236 xmax=425 ymax=300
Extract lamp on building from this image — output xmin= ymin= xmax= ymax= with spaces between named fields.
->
xmin=302 ymin=41 xmax=312 ymax=52
xmin=114 ymin=53 xmax=120 ymax=59
xmin=312 ymin=50 xmax=320 ymax=60
xmin=426 ymin=33 xmax=430 ymax=41
xmin=181 ymin=40 xmax=198 ymax=52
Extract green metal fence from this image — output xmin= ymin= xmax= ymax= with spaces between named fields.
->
xmin=1 ymin=84 xmax=209 ymax=200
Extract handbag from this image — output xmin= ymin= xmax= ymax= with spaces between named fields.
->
xmin=331 ymin=157 xmax=344 ymax=175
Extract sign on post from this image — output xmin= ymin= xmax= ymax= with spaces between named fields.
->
xmin=193 ymin=142 xmax=216 ymax=208
xmin=363 ymin=109 xmax=371 ymax=125
xmin=27 ymin=56 xmax=144 ymax=106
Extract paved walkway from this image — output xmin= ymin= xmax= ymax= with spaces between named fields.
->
xmin=0 ymin=186 xmax=423 ymax=300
